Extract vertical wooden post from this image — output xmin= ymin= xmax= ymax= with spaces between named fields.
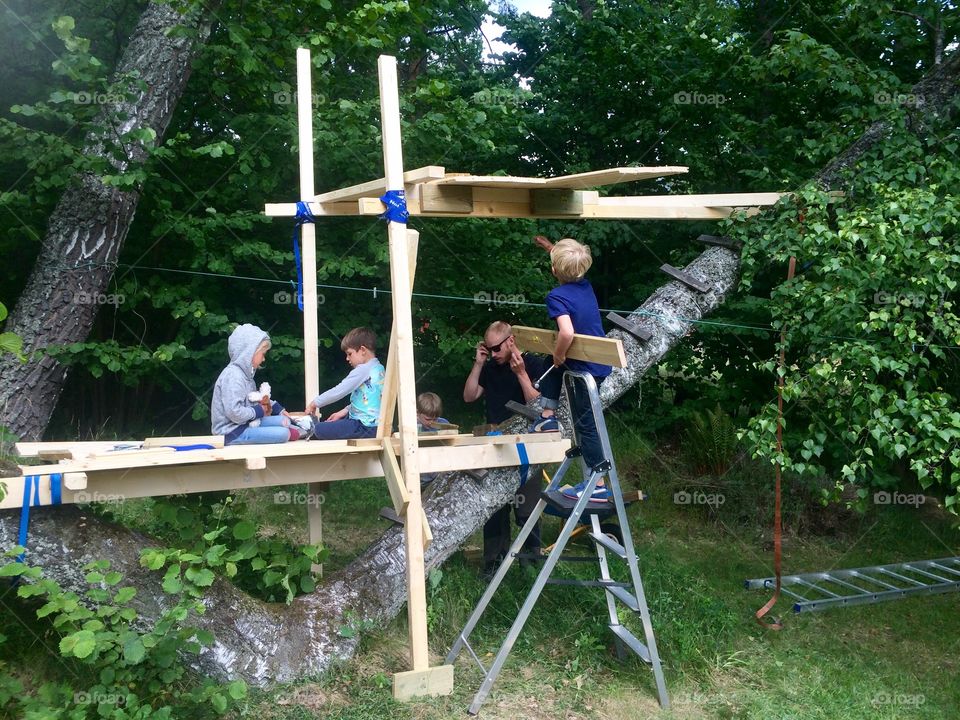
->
xmin=296 ymin=48 xmax=323 ymax=570
xmin=377 ymin=55 xmax=453 ymax=699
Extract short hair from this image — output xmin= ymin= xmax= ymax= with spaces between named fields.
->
xmin=550 ymin=238 xmax=593 ymax=283
xmin=417 ymin=392 xmax=443 ymax=418
xmin=485 ymin=321 xmax=512 ymax=341
xmin=341 ymin=327 xmax=377 ymax=353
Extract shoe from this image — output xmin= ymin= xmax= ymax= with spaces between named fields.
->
xmin=530 ymin=415 xmax=561 ymax=433
xmin=561 ymin=480 xmax=612 ymax=502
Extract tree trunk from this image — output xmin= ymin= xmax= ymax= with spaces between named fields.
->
xmin=0 ymin=1 xmax=216 ymax=443
xmin=0 ymin=245 xmax=740 ymax=685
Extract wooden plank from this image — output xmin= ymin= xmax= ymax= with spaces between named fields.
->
xmin=17 ymin=440 xmax=140 ymax=457
xmin=376 ymin=228 xmax=419 ymax=438
xmin=414 ymin=183 xmax=473 ymax=213
xmin=696 ymin=234 xmax=741 ymax=250
xmin=264 ymin=200 xmax=362 ymax=217
xmin=143 ymin=435 xmax=223 ymax=449
xmin=660 ymin=263 xmax=711 ymax=293
xmin=431 ymin=174 xmax=548 ymax=189
xmin=513 ymin=325 xmax=627 ymax=368
xmin=314 ymin=166 xmax=445 ymax=203
xmin=393 ymin=665 xmax=454 ymax=701
xmin=607 ymin=311 xmax=653 ymax=342
xmin=596 ymin=191 xmax=784 ymax=207
xmin=0 ymin=436 xmax=572 ymax=511
xmin=380 ymin=439 xmax=410 ymax=514
xmin=530 ymin=189 xmax=583 ymax=215
xmin=543 ymin=166 xmax=688 ymax=188
xmin=378 ymin=54 xmax=430 ymax=676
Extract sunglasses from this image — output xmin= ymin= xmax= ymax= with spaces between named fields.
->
xmin=485 ymin=335 xmax=513 ymax=353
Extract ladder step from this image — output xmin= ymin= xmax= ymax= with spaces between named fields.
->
xmin=547 ymin=578 xmax=631 ymax=588
xmin=589 ymin=531 xmax=627 ymax=559
xmin=605 ymin=584 xmax=641 ymax=612
xmin=608 ymin=624 xmax=651 ymax=664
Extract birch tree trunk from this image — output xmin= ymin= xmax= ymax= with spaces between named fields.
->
xmin=0 ymin=1 xmax=216 ymax=442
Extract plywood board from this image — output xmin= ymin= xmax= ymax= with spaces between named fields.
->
xmin=315 ymin=166 xmax=445 ymax=203
xmin=542 ymin=166 xmax=688 ymax=188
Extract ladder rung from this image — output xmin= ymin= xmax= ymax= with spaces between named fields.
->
xmin=608 ymin=624 xmax=651 ymax=664
xmin=876 ymin=568 xmax=928 ymax=587
xmin=850 ymin=571 xmax=899 ymax=591
xmin=546 ymin=578 xmax=630 ymax=588
xmin=606 ymin=584 xmax=641 ymax=612
xmin=795 ymin=578 xmax=842 ymax=598
xmin=928 ymin=561 xmax=960 ymax=578
xmin=901 ymin=565 xmax=953 ymax=583
xmin=589 ymin=531 xmax=627 ymax=559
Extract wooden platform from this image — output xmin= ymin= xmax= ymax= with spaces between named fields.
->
xmin=4 ymin=433 xmax=570 ymax=512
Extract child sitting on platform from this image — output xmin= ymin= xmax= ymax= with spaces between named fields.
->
xmin=532 ymin=236 xmax=612 ymax=501
xmin=211 ymin=324 xmax=304 ymax=446
xmin=305 ymin=327 xmax=384 ymax=440
xmin=416 ymin=391 xmax=451 ymax=433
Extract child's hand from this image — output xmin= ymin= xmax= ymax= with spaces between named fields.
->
xmin=305 ymin=400 xmax=318 ymax=416
xmin=552 ymin=350 xmax=566 ymax=367
xmin=260 ymin=396 xmax=273 ymax=416
xmin=534 ymin=235 xmax=554 ymax=253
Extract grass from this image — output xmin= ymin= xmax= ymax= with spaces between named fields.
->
xmin=3 ymin=426 xmax=959 ymax=719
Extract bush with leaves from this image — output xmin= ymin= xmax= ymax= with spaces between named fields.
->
xmin=0 ymin=546 xmax=247 ymax=719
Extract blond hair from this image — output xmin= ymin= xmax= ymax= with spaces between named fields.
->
xmin=417 ymin=392 xmax=443 ymax=419
xmin=550 ymin=238 xmax=592 ymax=283
xmin=341 ymin=327 xmax=377 ymax=353
xmin=485 ymin=321 xmax=512 ymax=341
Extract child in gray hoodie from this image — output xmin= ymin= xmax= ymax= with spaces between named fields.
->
xmin=211 ymin=324 xmax=300 ymax=445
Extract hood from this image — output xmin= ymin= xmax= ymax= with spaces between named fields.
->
xmin=227 ymin=323 xmax=268 ymax=378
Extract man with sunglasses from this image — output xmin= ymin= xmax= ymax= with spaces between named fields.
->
xmin=464 ymin=321 xmax=548 ymax=577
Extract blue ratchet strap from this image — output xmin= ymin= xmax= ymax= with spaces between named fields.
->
xmin=379 ymin=189 xmax=408 ymax=224
xmin=293 ymin=201 xmax=316 ymax=311
xmin=516 ymin=442 xmax=530 ymax=488
xmin=17 ymin=474 xmax=62 ymax=563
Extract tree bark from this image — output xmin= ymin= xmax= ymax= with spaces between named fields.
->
xmin=0 ymin=245 xmax=740 ymax=685
xmin=0 ymin=1 xmax=216 ymax=443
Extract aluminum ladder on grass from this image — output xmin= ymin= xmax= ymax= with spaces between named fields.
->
xmin=446 ymin=371 xmax=669 ymax=714
xmin=745 ymin=557 xmax=960 ymax=613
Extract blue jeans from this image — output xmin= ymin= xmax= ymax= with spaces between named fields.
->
xmin=540 ymin=369 xmax=606 ymax=470
xmin=227 ymin=415 xmax=291 ymax=445
xmin=311 ymin=417 xmax=377 ymax=441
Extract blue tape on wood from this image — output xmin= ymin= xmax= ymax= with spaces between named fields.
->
xmin=379 ymin=189 xmax=408 ymax=224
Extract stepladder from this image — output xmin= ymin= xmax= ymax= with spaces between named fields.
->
xmin=446 ymin=371 xmax=670 ymax=714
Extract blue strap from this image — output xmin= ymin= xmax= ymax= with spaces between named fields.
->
xmin=379 ymin=190 xmax=408 ymax=224
xmin=517 ymin=442 xmax=529 ymax=487
xmin=17 ymin=475 xmax=51 ymax=563
xmin=164 ymin=444 xmax=216 ymax=452
xmin=292 ymin=201 xmax=316 ymax=312
xmin=50 ymin=473 xmax=62 ymax=506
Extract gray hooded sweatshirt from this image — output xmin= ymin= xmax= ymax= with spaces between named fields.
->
xmin=211 ymin=324 xmax=282 ymax=441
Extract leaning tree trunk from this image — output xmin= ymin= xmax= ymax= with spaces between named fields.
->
xmin=0 ymin=246 xmax=740 ymax=684
xmin=0 ymin=1 xmax=216 ymax=442
xmin=2 ymin=48 xmax=958 ymax=688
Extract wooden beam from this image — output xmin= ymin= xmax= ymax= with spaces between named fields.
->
xmin=380 ymin=438 xmax=410 ymax=514
xmin=418 ymin=183 xmax=473 ymax=213
xmin=143 ymin=435 xmax=224 ymax=449
xmin=606 ymin=311 xmax=653 ymax=342
xmin=660 ymin=263 xmax=712 ymax=293
xmin=542 ymin=166 xmax=689 ymax=188
xmin=378 ymin=54 xmax=431 ymax=678
xmin=314 ymin=166 xmax=445 ymax=203
xmin=376 ymin=228 xmax=419 ymax=438
xmin=512 ymin=325 xmax=628 ymax=368
xmin=530 ymin=189 xmax=584 ymax=215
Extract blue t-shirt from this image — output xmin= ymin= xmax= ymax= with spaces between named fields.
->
xmin=546 ymin=279 xmax=612 ymax=378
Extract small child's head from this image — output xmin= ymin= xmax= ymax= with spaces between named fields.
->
xmin=341 ymin=327 xmax=377 ymax=367
xmin=550 ymin=238 xmax=593 ymax=283
xmin=416 ymin=392 xmax=443 ymax=425
xmin=228 ymin=323 xmax=271 ymax=376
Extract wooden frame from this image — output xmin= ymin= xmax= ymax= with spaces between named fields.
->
xmin=512 ymin=325 xmax=628 ymax=368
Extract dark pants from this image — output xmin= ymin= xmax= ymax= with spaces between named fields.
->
xmin=539 ymin=369 xmax=606 ymax=470
xmin=311 ymin=417 xmax=376 ymax=440
xmin=482 ymin=468 xmax=543 ymax=568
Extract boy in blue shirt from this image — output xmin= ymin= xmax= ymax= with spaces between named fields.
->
xmin=533 ymin=236 xmax=612 ymax=500
xmin=305 ymin=327 xmax=384 ymax=440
